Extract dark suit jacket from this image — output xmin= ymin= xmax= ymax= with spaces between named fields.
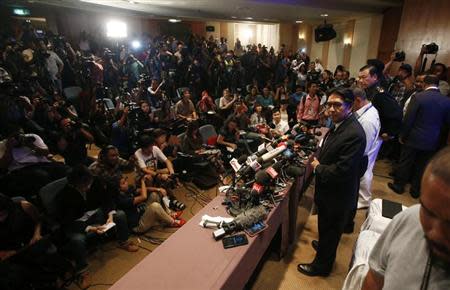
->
xmin=401 ymin=88 xmax=450 ymax=151
xmin=371 ymin=91 xmax=403 ymax=136
xmin=315 ymin=114 xmax=366 ymax=212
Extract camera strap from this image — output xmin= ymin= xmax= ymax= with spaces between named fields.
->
xmin=420 ymin=250 xmax=432 ymax=290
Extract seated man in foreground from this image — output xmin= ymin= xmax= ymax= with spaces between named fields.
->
xmin=362 ymin=147 xmax=450 ymax=290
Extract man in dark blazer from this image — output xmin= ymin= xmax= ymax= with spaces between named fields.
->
xmin=297 ymin=88 xmax=366 ymax=277
xmin=388 ymin=75 xmax=450 ymax=197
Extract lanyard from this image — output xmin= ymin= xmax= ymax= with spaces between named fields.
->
xmin=420 ymin=251 xmax=432 ymax=290
xmin=356 ymin=104 xmax=372 ymax=120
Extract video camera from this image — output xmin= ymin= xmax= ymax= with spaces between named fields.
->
xmin=423 ymin=43 xmax=439 ymax=54
xmin=394 ymin=51 xmax=406 ymax=62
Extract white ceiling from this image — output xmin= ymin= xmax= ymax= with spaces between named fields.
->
xmin=8 ymin=0 xmax=403 ymax=23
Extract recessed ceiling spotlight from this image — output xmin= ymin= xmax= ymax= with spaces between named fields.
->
xmin=168 ymin=19 xmax=181 ymax=23
xmin=296 ymin=20 xmax=303 ymax=23
xmin=128 ymin=0 xmax=135 ymax=3
xmin=231 ymin=16 xmax=237 ymax=19
xmin=320 ymin=13 xmax=328 ymax=17
xmin=245 ymin=17 xmax=253 ymax=20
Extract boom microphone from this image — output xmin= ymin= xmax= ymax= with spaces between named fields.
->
xmin=213 ymin=205 xmax=269 ymax=240
xmin=260 ymin=145 xmax=287 ymax=162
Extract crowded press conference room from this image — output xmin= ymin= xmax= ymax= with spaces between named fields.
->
xmin=0 ymin=0 xmax=449 ymax=289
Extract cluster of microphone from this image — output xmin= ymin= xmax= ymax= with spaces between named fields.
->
xmin=224 ymin=124 xmax=322 ymax=216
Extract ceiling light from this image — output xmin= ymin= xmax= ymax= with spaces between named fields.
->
xmin=168 ymin=19 xmax=181 ymax=23
xmin=128 ymin=0 xmax=136 ymax=3
xmin=295 ymin=20 xmax=303 ymax=23
xmin=106 ymin=20 xmax=127 ymax=38
xmin=245 ymin=17 xmax=253 ymax=20
xmin=320 ymin=13 xmax=328 ymax=17
xmin=231 ymin=16 xmax=237 ymax=19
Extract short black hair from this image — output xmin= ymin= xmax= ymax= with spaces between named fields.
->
xmin=426 ymin=146 xmax=450 ymax=188
xmin=272 ymin=107 xmax=281 ymax=114
xmin=424 ymin=74 xmax=440 ymax=86
xmin=359 ymin=64 xmax=379 ymax=79
xmin=139 ymin=134 xmax=155 ymax=148
xmin=67 ymin=165 xmax=93 ymax=187
xmin=329 ymin=88 xmax=355 ymax=105
xmin=307 ymin=81 xmax=318 ymax=89
xmin=366 ymin=59 xmax=384 ymax=78
xmin=152 ymin=128 xmax=167 ymax=139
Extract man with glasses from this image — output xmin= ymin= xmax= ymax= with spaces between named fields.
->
xmin=297 ymin=88 xmax=366 ymax=277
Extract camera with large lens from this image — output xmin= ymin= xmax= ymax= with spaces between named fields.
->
xmin=423 ymin=42 xmax=439 ymax=54
xmin=14 ymin=134 xmax=36 ymax=147
xmin=394 ymin=51 xmax=405 ymax=62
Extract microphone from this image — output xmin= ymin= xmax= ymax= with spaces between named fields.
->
xmin=213 ymin=205 xmax=268 ymax=240
xmin=237 ymin=154 xmax=248 ymax=165
xmin=260 ymin=145 xmax=287 ymax=162
xmin=255 ymin=170 xmax=272 ymax=186
xmin=285 ymin=166 xmax=306 ymax=178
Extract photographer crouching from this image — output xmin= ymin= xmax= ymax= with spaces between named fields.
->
xmin=0 ymin=126 xmax=68 ymax=198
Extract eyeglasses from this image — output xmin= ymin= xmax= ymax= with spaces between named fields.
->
xmin=325 ymin=102 xmax=344 ymax=109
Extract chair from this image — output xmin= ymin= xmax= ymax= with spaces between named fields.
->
xmin=215 ymin=98 xmax=220 ymax=109
xmin=199 ymin=124 xmax=218 ymax=144
xmin=176 ymin=87 xmax=189 ymax=102
xmin=177 ymin=132 xmax=186 ymax=151
xmin=39 ymin=177 xmax=68 ymax=219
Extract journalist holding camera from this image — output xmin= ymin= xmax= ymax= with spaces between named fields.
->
xmin=0 ymin=126 xmax=68 ymax=197
xmin=56 ymin=117 xmax=95 ymax=166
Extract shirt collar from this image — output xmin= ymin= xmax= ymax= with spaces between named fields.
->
xmin=355 ymin=102 xmax=372 ymax=116
xmin=334 ymin=113 xmax=352 ymax=130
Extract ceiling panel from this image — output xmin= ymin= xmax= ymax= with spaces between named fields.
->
xmin=6 ymin=0 xmax=403 ymax=23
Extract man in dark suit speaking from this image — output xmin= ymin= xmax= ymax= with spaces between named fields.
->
xmin=297 ymin=88 xmax=366 ymax=277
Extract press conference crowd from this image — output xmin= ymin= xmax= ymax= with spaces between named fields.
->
xmin=1 ymin=23 xmax=450 ymax=290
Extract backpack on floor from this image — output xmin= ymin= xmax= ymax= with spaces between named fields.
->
xmin=192 ymin=164 xmax=219 ymax=189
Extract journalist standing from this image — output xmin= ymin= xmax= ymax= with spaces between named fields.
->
xmin=388 ymin=75 xmax=450 ymax=198
xmin=352 ymin=88 xmax=381 ymax=209
xmin=297 ymin=89 xmax=366 ymax=277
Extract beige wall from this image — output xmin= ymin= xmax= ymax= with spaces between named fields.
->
xmin=205 ymin=21 xmax=221 ymax=40
xmin=395 ymin=0 xmax=450 ymax=72
xmin=349 ymin=16 xmax=382 ymax=77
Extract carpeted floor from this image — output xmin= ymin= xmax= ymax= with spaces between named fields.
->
xmin=66 ymin=158 xmax=418 ymax=290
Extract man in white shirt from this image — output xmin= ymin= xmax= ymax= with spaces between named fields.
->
xmin=352 ymin=88 xmax=381 ymax=209
xmin=134 ymin=134 xmax=175 ymax=209
xmin=270 ymin=109 xmax=289 ymax=137
xmin=0 ymin=131 xmax=67 ymax=197
xmin=362 ymin=147 xmax=450 ymax=290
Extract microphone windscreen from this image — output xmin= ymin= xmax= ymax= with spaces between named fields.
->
xmin=255 ymin=170 xmax=271 ymax=185
xmin=237 ymin=154 xmax=248 ymax=164
xmin=286 ymin=166 xmax=305 ymax=177
xmin=271 ymin=161 xmax=284 ymax=172
xmin=234 ymin=205 xmax=268 ymax=228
